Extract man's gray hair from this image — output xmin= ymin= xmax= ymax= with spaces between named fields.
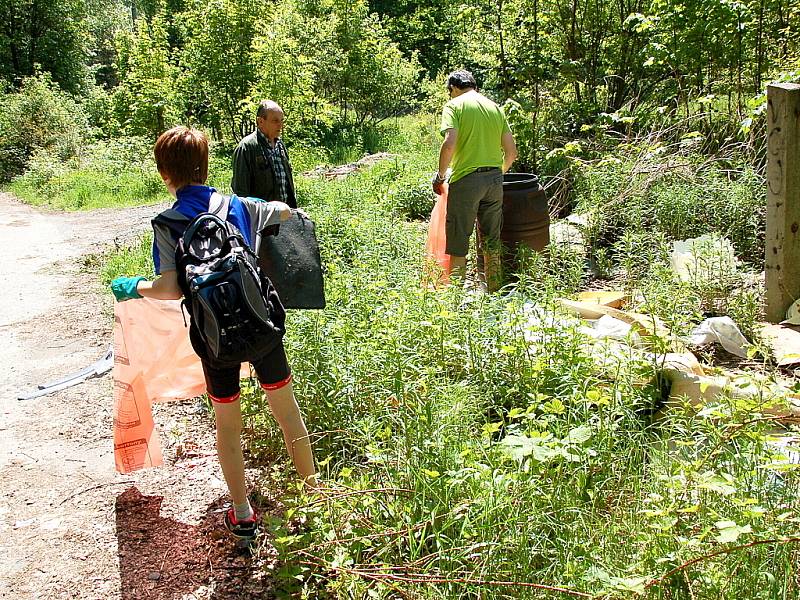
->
xmin=447 ymin=70 xmax=477 ymax=91
xmin=257 ymin=100 xmax=283 ymax=118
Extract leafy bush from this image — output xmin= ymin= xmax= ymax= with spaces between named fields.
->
xmin=0 ymin=73 xmax=90 ymax=182
xmin=311 ymin=119 xmax=411 ymax=165
xmin=575 ymin=150 xmax=765 ymax=265
xmin=206 ymin=142 xmax=235 ymax=193
xmin=82 ymin=84 xmax=117 ymax=138
xmin=386 ymin=181 xmax=434 ymax=221
xmin=9 ymin=136 xmax=166 ymax=210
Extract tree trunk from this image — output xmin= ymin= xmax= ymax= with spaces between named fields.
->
xmin=569 ymin=0 xmax=582 ymax=104
xmin=497 ymin=0 xmax=510 ymax=99
xmin=531 ymin=0 xmax=539 ymax=172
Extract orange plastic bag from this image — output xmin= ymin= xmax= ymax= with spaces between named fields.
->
xmin=112 ymin=298 xmax=248 ymax=473
xmin=424 ymin=184 xmax=450 ymax=287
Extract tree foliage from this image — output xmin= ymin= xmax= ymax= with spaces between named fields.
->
xmin=112 ymin=14 xmax=179 ymax=137
xmin=1 ymin=0 xmax=798 ymax=165
xmin=180 ymin=0 xmax=261 ymax=138
xmin=0 ymin=0 xmax=89 ymax=92
xmin=367 ymin=0 xmax=799 ymax=169
xmin=321 ymin=0 xmax=421 ymax=125
xmin=248 ymin=0 xmax=336 ymax=138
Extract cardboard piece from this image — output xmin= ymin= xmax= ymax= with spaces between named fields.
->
xmin=558 ymin=298 xmax=671 ymax=344
xmin=759 ymin=323 xmax=800 ymax=367
xmin=657 ymin=350 xmax=800 ymax=421
xmin=577 ymin=290 xmax=628 ymax=308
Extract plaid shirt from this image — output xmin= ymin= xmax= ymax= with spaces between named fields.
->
xmin=263 ymin=140 xmax=289 ymax=203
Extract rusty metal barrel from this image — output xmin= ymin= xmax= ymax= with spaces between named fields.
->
xmin=501 ymin=173 xmax=550 ymax=271
xmin=476 ymin=173 xmax=549 ymax=279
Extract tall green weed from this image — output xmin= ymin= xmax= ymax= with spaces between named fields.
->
xmin=248 ymin=152 xmax=796 ymax=599
xmin=574 ymin=152 xmax=765 ymax=265
xmin=98 ymin=124 xmax=797 ymax=600
xmin=100 ymin=232 xmax=154 ymax=283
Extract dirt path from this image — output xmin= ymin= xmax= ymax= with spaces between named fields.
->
xmin=0 ymin=194 xmax=278 ymax=599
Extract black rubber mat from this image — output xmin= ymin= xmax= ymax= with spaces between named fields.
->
xmin=257 ymin=212 xmax=326 ymax=309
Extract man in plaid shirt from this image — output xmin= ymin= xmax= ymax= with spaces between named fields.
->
xmin=231 ymin=100 xmax=297 ymax=208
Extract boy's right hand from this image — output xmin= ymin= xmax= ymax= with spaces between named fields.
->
xmin=111 ymin=276 xmax=146 ymax=301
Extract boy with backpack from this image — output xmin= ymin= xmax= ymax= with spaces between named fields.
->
xmin=111 ymin=126 xmax=317 ymax=542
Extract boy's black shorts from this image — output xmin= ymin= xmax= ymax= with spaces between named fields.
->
xmin=189 ymin=325 xmax=291 ymax=400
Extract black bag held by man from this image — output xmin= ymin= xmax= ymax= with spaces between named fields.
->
xmin=153 ymin=198 xmax=286 ymax=363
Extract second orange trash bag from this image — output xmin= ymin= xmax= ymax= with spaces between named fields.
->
xmin=424 ymin=183 xmax=450 ymax=287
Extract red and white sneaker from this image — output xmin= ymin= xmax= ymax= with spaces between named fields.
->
xmin=223 ymin=507 xmax=259 ymax=542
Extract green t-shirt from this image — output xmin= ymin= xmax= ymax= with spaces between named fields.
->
xmin=440 ymin=90 xmax=511 ymax=184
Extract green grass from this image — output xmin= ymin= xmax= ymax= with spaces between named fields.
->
xmin=6 ymin=135 xmax=167 ymax=210
xmin=100 ymin=232 xmax=153 ymax=283
xmin=9 ymin=168 xmax=167 ymax=210
xmin=97 ymin=117 xmax=800 ymax=599
xmin=5 ymin=117 xmax=435 ymax=211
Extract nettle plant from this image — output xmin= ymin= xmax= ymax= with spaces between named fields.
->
xmin=670 ymin=234 xmax=741 ymax=313
xmin=223 ymin=149 xmax=797 ymax=600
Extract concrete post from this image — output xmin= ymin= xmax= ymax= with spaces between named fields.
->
xmin=765 ymin=83 xmax=800 ymax=323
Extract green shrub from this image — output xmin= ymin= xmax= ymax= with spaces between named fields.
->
xmin=0 ymin=72 xmax=90 ymax=182
xmin=9 ymin=136 xmax=166 ymax=210
xmin=82 ymin=84 xmax=117 ymax=138
xmin=386 ymin=181 xmax=434 ymax=220
xmin=575 ymin=152 xmax=765 ymax=266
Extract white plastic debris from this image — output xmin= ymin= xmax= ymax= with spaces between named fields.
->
xmin=549 ymin=220 xmax=586 ymax=254
xmin=690 ymin=316 xmax=750 ymax=358
xmin=586 ymin=315 xmax=633 ymax=340
xmin=520 ymin=302 xmax=581 ymax=346
xmin=781 ymin=298 xmax=800 ymax=326
xmin=670 ymin=235 xmax=738 ymax=284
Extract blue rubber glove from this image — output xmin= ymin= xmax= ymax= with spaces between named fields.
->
xmin=111 ymin=276 xmax=146 ymax=301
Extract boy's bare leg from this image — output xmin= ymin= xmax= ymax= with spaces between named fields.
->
xmin=212 ymin=399 xmax=248 ymax=505
xmin=265 ymin=381 xmax=317 ymax=487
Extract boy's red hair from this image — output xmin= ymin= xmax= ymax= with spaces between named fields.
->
xmin=154 ymin=126 xmax=209 ymax=191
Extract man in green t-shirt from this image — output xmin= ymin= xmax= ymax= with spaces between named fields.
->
xmin=433 ymin=70 xmax=517 ymax=291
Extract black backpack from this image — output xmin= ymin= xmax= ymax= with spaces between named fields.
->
xmin=152 ymin=195 xmax=286 ymax=363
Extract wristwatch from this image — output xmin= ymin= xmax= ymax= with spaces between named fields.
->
xmin=432 ymin=172 xmax=446 ymax=184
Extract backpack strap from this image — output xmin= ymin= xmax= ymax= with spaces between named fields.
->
xmin=209 ymin=192 xmax=230 ymax=220
xmin=152 ymin=209 xmax=191 ymax=240
xmin=152 ymin=193 xmax=232 ymax=240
